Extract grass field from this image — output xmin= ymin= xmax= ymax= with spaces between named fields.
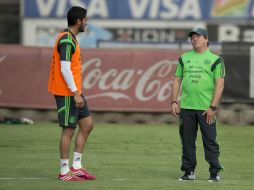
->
xmin=0 ymin=122 xmax=254 ymax=190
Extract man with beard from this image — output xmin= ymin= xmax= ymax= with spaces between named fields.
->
xmin=48 ymin=6 xmax=96 ymax=181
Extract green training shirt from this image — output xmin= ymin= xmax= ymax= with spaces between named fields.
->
xmin=175 ymin=49 xmax=225 ymax=110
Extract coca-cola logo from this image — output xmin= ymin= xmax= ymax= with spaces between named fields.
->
xmin=82 ymin=58 xmax=177 ymax=103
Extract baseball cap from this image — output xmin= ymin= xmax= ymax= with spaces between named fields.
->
xmin=188 ymin=28 xmax=208 ymax=38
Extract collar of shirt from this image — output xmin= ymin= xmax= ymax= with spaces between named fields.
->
xmin=64 ymin=28 xmax=77 ymax=41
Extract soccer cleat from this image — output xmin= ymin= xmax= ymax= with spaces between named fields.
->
xmin=70 ymin=167 xmax=96 ymax=180
xmin=58 ymin=172 xmax=86 ymax=181
xmin=179 ymin=171 xmax=195 ymax=181
xmin=208 ymin=172 xmax=220 ymax=182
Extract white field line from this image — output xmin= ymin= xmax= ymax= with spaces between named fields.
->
xmin=0 ymin=178 xmax=48 ymax=180
xmin=112 ymin=178 xmax=128 ymax=181
xmin=0 ymin=177 xmax=128 ymax=181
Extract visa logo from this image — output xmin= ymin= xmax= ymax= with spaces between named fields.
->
xmin=28 ymin=0 xmax=109 ymax=18
xmin=24 ymin=0 xmax=202 ymax=19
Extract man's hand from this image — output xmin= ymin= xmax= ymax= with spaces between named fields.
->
xmin=202 ymin=108 xmax=216 ymax=125
xmin=171 ymin=102 xmax=180 ymax=117
xmin=73 ymin=91 xmax=84 ymax=108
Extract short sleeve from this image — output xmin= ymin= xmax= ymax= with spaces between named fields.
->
xmin=57 ymin=34 xmax=76 ymax=61
xmin=213 ymin=58 xmax=226 ymax=78
xmin=175 ymin=57 xmax=183 ymax=78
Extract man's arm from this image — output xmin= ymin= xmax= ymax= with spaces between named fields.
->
xmin=60 ymin=60 xmax=77 ymax=92
xmin=60 ymin=61 xmax=84 ymax=108
xmin=171 ymin=76 xmax=182 ymax=117
xmin=203 ymin=77 xmax=224 ymax=124
xmin=210 ymin=57 xmax=225 ymax=107
xmin=211 ymin=77 xmax=224 ymax=107
xmin=58 ymin=34 xmax=84 ymax=108
xmin=58 ymin=34 xmax=77 ymax=93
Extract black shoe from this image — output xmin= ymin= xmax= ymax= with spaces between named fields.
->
xmin=208 ymin=172 xmax=220 ymax=182
xmin=179 ymin=171 xmax=195 ymax=181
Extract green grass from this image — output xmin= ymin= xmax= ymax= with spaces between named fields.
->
xmin=0 ymin=122 xmax=253 ymax=190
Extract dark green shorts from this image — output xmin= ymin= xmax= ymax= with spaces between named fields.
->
xmin=54 ymin=95 xmax=90 ymax=128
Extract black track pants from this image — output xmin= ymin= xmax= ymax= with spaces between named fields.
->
xmin=179 ymin=109 xmax=222 ymax=173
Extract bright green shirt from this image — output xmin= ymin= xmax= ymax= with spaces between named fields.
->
xmin=175 ymin=49 xmax=225 ymax=110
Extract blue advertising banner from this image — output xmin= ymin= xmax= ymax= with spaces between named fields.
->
xmin=23 ymin=0 xmax=254 ymax=20
xmin=23 ymin=0 xmax=211 ymax=20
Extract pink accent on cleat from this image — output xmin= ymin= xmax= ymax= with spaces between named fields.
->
xmin=70 ymin=167 xmax=96 ymax=180
xmin=58 ymin=172 xmax=86 ymax=181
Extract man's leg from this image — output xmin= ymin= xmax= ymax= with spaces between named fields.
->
xmin=197 ymin=111 xmax=222 ymax=174
xmin=74 ymin=116 xmax=93 ymax=154
xmin=70 ymin=116 xmax=96 ymax=180
xmin=55 ymin=95 xmax=86 ymax=181
xmin=55 ymin=96 xmax=77 ymax=175
xmin=179 ymin=109 xmax=198 ymax=173
xmin=60 ymin=127 xmax=75 ymax=159
xmin=58 ymin=127 xmax=86 ymax=181
xmin=59 ymin=127 xmax=75 ymax=175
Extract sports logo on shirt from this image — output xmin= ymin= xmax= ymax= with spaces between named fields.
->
xmin=204 ymin=59 xmax=211 ymax=65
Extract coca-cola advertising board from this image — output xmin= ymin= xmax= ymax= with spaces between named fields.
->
xmin=0 ymin=45 xmax=182 ymax=112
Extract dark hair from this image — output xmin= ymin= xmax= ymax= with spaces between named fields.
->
xmin=67 ymin=6 xmax=87 ymax=26
xmin=204 ymin=36 xmax=209 ymax=47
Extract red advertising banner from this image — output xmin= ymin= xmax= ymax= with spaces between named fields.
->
xmin=0 ymin=45 xmax=182 ymax=112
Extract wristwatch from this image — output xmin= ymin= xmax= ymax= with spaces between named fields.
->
xmin=210 ymin=106 xmax=217 ymax=112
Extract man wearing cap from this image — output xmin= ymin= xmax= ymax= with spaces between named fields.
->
xmin=171 ymin=28 xmax=225 ymax=182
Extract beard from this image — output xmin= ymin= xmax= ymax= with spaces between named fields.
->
xmin=79 ymin=26 xmax=84 ymax=33
xmin=78 ymin=24 xmax=86 ymax=33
